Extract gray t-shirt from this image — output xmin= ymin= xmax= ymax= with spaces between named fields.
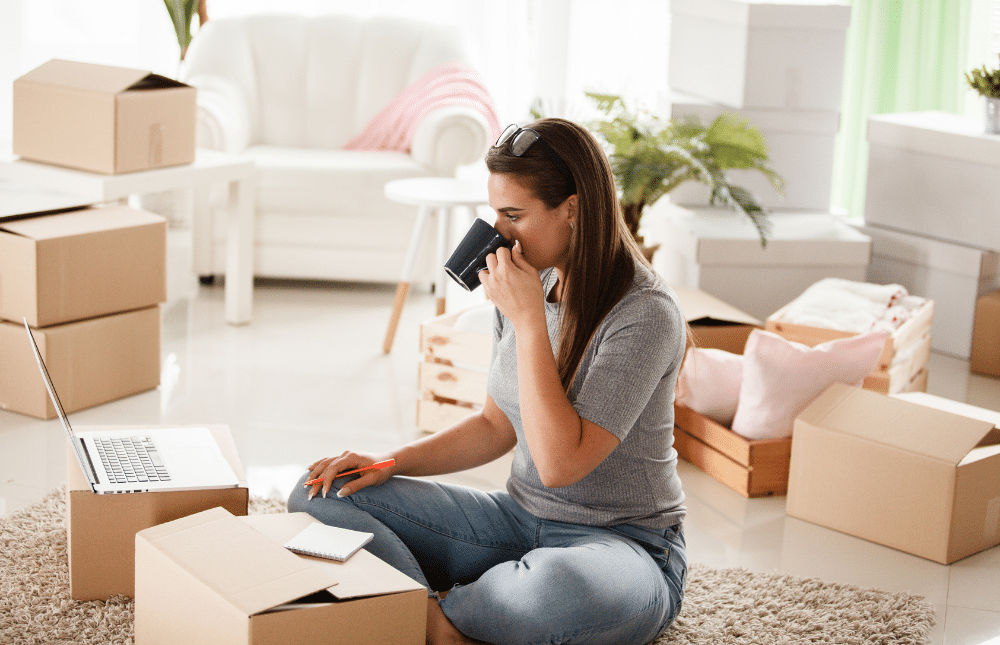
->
xmin=487 ymin=259 xmax=687 ymax=530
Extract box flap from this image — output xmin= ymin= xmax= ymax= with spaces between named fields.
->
xmin=137 ymin=507 xmax=338 ymax=616
xmin=0 ymin=205 xmax=165 ymax=241
xmin=241 ymin=513 xmax=426 ymax=600
xmin=671 ymin=283 xmax=761 ymax=326
xmin=798 ymin=384 xmax=997 ymax=465
xmin=892 ymin=392 xmax=1000 ymax=449
xmin=16 ymin=59 xmax=157 ymax=95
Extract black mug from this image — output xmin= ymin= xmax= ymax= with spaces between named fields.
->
xmin=444 ymin=218 xmax=513 ymax=292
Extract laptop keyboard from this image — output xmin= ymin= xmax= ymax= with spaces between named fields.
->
xmin=95 ymin=436 xmax=171 ymax=484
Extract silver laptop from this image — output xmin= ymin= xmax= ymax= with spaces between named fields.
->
xmin=24 ymin=319 xmax=241 ymax=495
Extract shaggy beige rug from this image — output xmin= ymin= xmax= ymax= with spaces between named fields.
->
xmin=1 ymin=489 xmax=935 ymax=645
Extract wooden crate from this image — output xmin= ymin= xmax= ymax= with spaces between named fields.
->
xmin=766 ymin=298 xmax=934 ymax=394
xmin=417 ymin=309 xmax=490 ymax=433
xmin=673 ymin=403 xmax=791 ymax=498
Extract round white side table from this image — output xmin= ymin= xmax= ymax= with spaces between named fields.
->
xmin=382 ymin=177 xmax=489 ymax=353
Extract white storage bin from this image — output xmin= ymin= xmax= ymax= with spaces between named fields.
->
xmin=646 ymin=202 xmax=870 ymax=320
xmin=858 ymin=222 xmax=1000 ymax=359
xmin=668 ymin=0 xmax=851 ymax=111
xmin=864 ymin=111 xmax=1000 ymax=253
xmin=667 ymin=93 xmax=840 ymax=211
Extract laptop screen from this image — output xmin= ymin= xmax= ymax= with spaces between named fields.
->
xmin=23 ymin=319 xmax=99 ymax=487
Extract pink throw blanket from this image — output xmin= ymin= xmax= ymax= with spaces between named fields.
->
xmin=344 ymin=62 xmax=502 ymax=153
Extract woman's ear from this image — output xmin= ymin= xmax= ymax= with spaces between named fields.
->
xmin=565 ymin=194 xmax=578 ymax=227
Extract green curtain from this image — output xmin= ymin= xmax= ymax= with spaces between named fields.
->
xmin=832 ymin=0 xmax=976 ymax=221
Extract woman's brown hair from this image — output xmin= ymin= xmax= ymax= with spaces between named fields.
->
xmin=486 ymin=118 xmax=652 ymax=391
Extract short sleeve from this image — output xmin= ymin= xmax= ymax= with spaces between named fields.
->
xmin=571 ymin=288 xmax=685 ymax=440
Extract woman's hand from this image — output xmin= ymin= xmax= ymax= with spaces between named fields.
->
xmin=305 ymin=450 xmax=396 ymax=500
xmin=479 ymin=240 xmax=545 ymax=329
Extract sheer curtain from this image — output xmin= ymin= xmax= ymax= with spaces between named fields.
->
xmin=832 ymin=0 xmax=991 ymax=221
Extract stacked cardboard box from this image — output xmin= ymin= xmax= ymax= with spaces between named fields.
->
xmin=862 ymin=112 xmax=1000 ymax=360
xmin=667 ymin=0 xmax=851 ymax=214
xmin=1 ymin=59 xmax=195 ymax=418
xmin=0 ymin=204 xmax=167 ymax=419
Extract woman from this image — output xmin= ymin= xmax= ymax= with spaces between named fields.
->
xmin=288 ymin=118 xmax=688 ymax=645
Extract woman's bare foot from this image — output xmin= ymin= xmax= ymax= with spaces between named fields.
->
xmin=426 ymin=596 xmax=484 ymax=645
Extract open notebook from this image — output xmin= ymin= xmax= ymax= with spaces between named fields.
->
xmin=283 ymin=523 xmax=374 ymax=562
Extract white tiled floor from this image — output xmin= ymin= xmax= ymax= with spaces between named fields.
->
xmin=1 ymin=228 xmax=998 ymax=645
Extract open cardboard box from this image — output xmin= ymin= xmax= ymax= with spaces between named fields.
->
xmin=0 ymin=204 xmax=167 ymax=327
xmin=13 ymin=59 xmax=196 ymax=174
xmin=787 ymin=383 xmax=1000 ymax=564
xmin=67 ymin=424 xmax=249 ymax=600
xmin=671 ymin=283 xmax=761 ymax=355
xmin=135 ymin=508 xmax=427 ymax=645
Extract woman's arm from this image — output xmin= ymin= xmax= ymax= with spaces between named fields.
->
xmin=482 ymin=244 xmax=620 ymax=489
xmin=307 ymin=396 xmax=516 ymax=498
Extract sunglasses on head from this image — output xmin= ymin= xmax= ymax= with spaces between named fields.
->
xmin=494 ymin=125 xmax=577 ymax=193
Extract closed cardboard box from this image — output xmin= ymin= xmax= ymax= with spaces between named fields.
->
xmin=864 ymin=111 xmax=1000 ymax=253
xmin=858 ymin=222 xmax=1000 ymax=359
xmin=971 ymin=290 xmax=1000 ymax=377
xmin=0 ymin=204 xmax=167 ymax=327
xmin=67 ymin=424 xmax=249 ymax=600
xmin=668 ymin=92 xmax=841 ymax=211
xmin=135 ymin=508 xmax=427 ymax=645
xmin=0 ymin=306 xmax=161 ymax=420
xmin=13 ymin=59 xmax=196 ymax=174
xmin=668 ymin=0 xmax=851 ymax=111
xmin=649 ymin=202 xmax=871 ymax=321
xmin=787 ymin=383 xmax=1000 ymax=564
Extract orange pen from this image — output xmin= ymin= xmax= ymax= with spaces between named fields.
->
xmin=304 ymin=459 xmax=395 ymax=486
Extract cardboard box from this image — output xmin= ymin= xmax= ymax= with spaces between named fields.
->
xmin=13 ymin=59 xmax=196 ymax=174
xmin=0 ymin=204 xmax=167 ymax=327
xmin=417 ymin=308 xmax=492 ymax=433
xmin=787 ymin=383 xmax=1000 ymax=564
xmin=766 ymin=293 xmax=934 ymax=395
xmin=670 ymin=283 xmax=761 ymax=354
xmin=135 ymin=508 xmax=427 ymax=645
xmin=648 ymin=202 xmax=871 ymax=320
xmin=0 ymin=306 xmax=161 ymax=420
xmin=858 ymin=223 xmax=1000 ymax=359
xmin=864 ymin=111 xmax=1000 ymax=253
xmin=673 ymin=403 xmax=791 ymax=498
xmin=668 ymin=0 xmax=851 ymax=111
xmin=971 ymin=290 xmax=1000 ymax=377
xmin=67 ymin=424 xmax=249 ymax=600
xmin=667 ymin=93 xmax=841 ymax=211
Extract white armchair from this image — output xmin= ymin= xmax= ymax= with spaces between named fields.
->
xmin=182 ymin=14 xmax=494 ymax=284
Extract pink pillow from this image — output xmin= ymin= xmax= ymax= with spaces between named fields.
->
xmin=731 ymin=329 xmax=887 ymax=440
xmin=676 ymin=347 xmax=743 ymax=426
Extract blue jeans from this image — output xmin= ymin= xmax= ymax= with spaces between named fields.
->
xmin=287 ymin=472 xmax=687 ymax=645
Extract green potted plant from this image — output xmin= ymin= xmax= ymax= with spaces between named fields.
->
xmin=583 ymin=93 xmax=783 ymax=252
xmin=965 ymin=54 xmax=1000 ymax=134
xmin=164 ymin=0 xmax=207 ymax=60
